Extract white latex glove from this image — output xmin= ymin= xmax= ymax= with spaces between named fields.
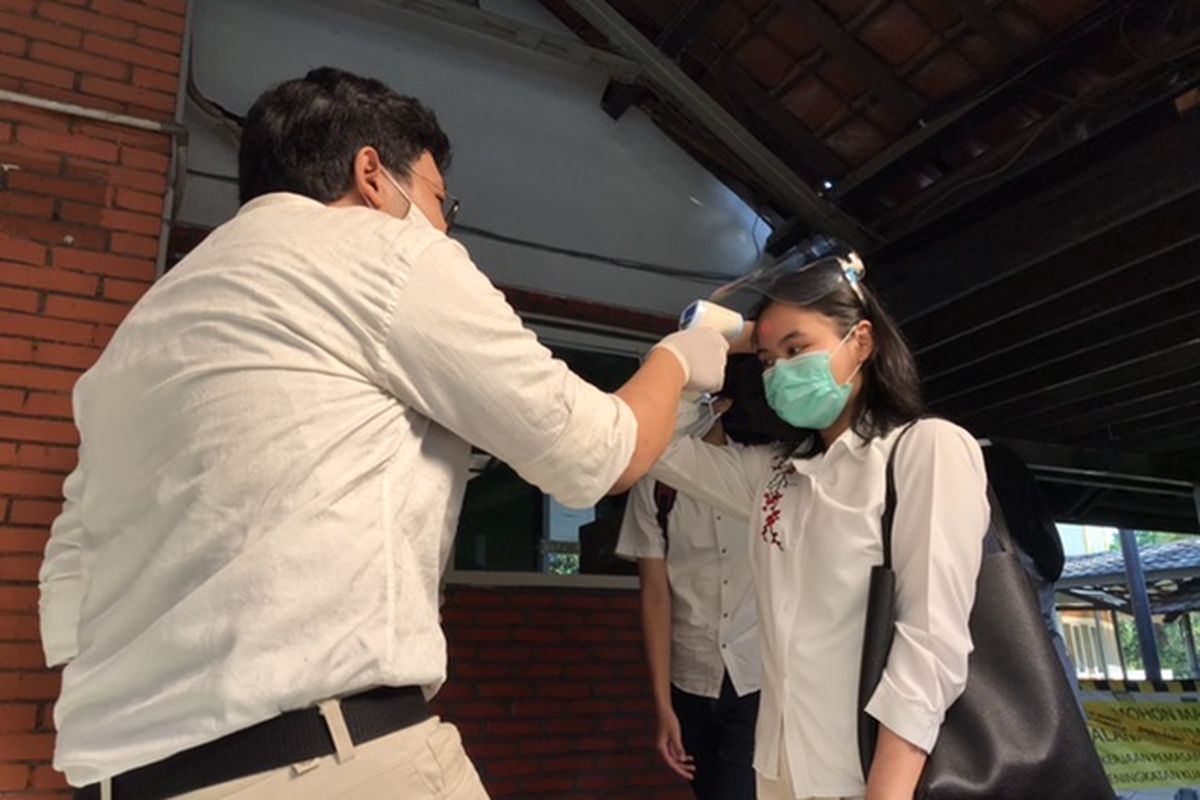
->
xmin=652 ymin=327 xmax=729 ymax=395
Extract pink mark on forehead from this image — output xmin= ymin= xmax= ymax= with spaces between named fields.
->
xmin=758 ymin=320 xmax=772 ymax=337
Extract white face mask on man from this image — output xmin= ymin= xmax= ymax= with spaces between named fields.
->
xmin=378 ymin=168 xmax=434 ymax=229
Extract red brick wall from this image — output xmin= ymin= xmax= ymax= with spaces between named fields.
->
xmin=438 ymin=587 xmax=692 ymax=800
xmin=0 ymin=1 xmax=186 ymax=796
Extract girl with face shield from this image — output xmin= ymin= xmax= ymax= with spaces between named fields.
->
xmin=648 ymin=251 xmax=991 ymax=800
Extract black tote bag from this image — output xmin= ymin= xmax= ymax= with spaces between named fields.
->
xmin=857 ymin=423 xmax=1116 ymax=800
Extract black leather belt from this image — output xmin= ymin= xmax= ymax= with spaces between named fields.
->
xmin=75 ymin=686 xmax=431 ymax=800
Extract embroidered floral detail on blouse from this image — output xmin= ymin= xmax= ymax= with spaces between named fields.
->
xmin=760 ymin=452 xmax=794 ymax=549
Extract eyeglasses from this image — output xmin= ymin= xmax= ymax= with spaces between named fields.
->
xmin=413 ymin=172 xmax=460 ymax=228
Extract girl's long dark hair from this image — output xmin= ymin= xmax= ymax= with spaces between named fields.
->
xmin=756 ymin=268 xmax=925 ymax=452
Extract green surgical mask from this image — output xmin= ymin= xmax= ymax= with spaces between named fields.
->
xmin=762 ymin=326 xmax=861 ymax=430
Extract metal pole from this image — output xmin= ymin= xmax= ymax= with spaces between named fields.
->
xmin=1183 ymin=613 xmax=1200 ymax=679
xmin=1093 ymin=610 xmax=1112 ymax=680
xmin=1119 ymin=529 xmax=1161 ymax=681
xmin=1111 ymin=609 xmax=1128 ymax=680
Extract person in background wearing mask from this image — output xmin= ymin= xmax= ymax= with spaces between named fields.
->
xmin=617 ymin=357 xmax=779 ymax=800
xmin=647 ymin=259 xmax=990 ymax=800
xmin=38 ymin=67 xmax=729 ymax=800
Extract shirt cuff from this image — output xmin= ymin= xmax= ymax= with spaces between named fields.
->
xmin=513 ymin=388 xmax=637 ymax=510
xmin=864 ymin=670 xmax=944 ymax=754
xmin=615 ymin=543 xmax=665 ymax=561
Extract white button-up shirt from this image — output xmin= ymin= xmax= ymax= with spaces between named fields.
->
xmin=38 ymin=193 xmax=638 ymax=786
xmin=616 ymin=452 xmax=762 ymax=699
xmin=649 ymin=419 xmax=989 ymax=797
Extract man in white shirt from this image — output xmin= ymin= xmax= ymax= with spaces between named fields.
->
xmin=37 ymin=67 xmax=729 ymax=800
xmin=618 ymin=363 xmax=778 ymax=800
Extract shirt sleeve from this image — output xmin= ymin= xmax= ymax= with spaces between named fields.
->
xmin=865 ymin=419 xmax=990 ymax=753
xmin=377 ymin=237 xmax=638 ymax=510
xmin=39 ymin=466 xmax=86 ymax=667
xmin=616 ymin=478 xmax=666 ymax=561
xmin=648 ymin=438 xmax=773 ymax=521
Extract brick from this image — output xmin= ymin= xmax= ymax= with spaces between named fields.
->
xmin=109 ymin=232 xmax=159 ymax=258
xmin=22 ymin=392 xmax=72 ymax=419
xmin=566 ymin=664 xmax=616 ymax=680
xmin=0 ymin=287 xmax=38 ymax=313
xmin=0 ymin=238 xmax=47 ymax=266
xmin=0 ymin=31 xmax=24 ymax=56
xmin=0 ymin=0 xmax=35 ymax=13
xmin=12 ymin=444 xmax=75 ymax=472
xmin=0 ymin=391 xmax=20 ymax=414
xmin=93 ymin=323 xmax=116 ymax=347
xmin=452 ymin=701 xmax=509 ymax=719
xmin=525 ymin=611 xmax=584 ymax=627
xmin=0 ymin=733 xmax=55 ymax=759
xmin=74 ymin=120 xmax=169 ymax=150
xmin=0 ymin=142 xmax=64 ymax=175
xmin=134 ymin=26 xmax=180 ymax=54
xmin=38 ymin=2 xmax=137 ymax=40
xmin=0 ymin=189 xmax=56 ymax=220
xmin=538 ymin=683 xmax=590 ymax=699
xmin=79 ymin=75 xmax=175 ymax=114
xmin=0 ymin=53 xmax=72 ymax=88
xmin=44 ymin=294 xmax=130 ymax=326
xmin=0 ymin=704 xmax=36 ymax=734
xmin=485 ymin=720 xmax=541 ymax=738
xmin=0 ymin=313 xmax=93 ymax=346
xmin=0 ymin=468 xmax=63 ymax=498
xmin=81 ymin=32 xmax=179 ymax=73
xmin=476 ymin=610 xmax=526 ymax=627
xmin=0 ymin=586 xmax=37 ymax=612
xmin=17 ymin=80 xmax=128 ymax=118
xmin=30 ymin=765 xmax=68 ymax=790
xmin=64 ymin=160 xmax=166 ymax=194
xmin=114 ymin=188 xmax=163 ymax=215
xmin=0 ymin=120 xmax=9 ymax=141
xmin=90 ymin=0 xmax=185 ymax=34
xmin=0 ymin=644 xmax=45 ymax=669
xmin=453 ymin=627 xmax=507 ymax=643
xmin=0 ymin=217 xmax=107 ymax=250
xmin=119 ymin=147 xmax=169 ymax=173
xmin=0 ymin=556 xmax=40 ymax=582
xmin=0 ymin=11 xmax=82 ymax=48
xmin=52 ymin=247 xmax=154 ymax=280
xmin=0 ymin=364 xmax=80 ymax=392
xmin=519 ymin=737 xmax=573 ymax=756
xmin=0 ymin=532 xmax=48 ymax=556
xmin=31 ymin=342 xmax=99 ymax=370
xmin=453 ymin=592 xmax=506 ymax=608
xmin=0 ymin=613 xmax=41 ymax=640
xmin=29 ymin=41 xmax=127 ymax=80
xmin=476 ymin=682 xmax=534 ymax=699
xmin=0 ymin=416 xmax=79 ymax=446
xmin=15 ymin=127 xmax=120 ymax=163
xmin=0 ymin=338 xmax=32 ymax=361
xmin=6 ymin=171 xmax=112 ymax=206
xmin=0 ymin=763 xmax=30 ymax=791
xmin=485 ymin=759 xmax=538 ymax=778
xmin=567 ymin=700 xmax=617 ymax=714
xmin=131 ymin=66 xmax=175 ymax=94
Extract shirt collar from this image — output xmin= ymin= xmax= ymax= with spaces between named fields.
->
xmin=237 ymin=192 xmax=326 ymax=216
xmin=788 ymin=425 xmax=872 ymax=474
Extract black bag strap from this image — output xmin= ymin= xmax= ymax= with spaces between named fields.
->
xmin=883 ymin=418 xmax=1010 ymax=569
xmin=881 ymin=420 xmax=922 ymax=570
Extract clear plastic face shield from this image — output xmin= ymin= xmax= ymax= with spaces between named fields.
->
xmin=708 ymin=239 xmax=867 ymax=317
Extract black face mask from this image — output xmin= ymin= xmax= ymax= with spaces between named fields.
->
xmin=719 ymin=355 xmax=806 ymax=446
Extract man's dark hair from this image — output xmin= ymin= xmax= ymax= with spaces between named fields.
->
xmin=238 ymin=67 xmax=451 ymax=205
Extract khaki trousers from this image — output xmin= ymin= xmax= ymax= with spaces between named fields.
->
xmin=104 ymin=701 xmax=490 ymax=799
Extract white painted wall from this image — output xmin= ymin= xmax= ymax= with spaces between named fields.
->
xmin=178 ymin=0 xmax=768 ymax=316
